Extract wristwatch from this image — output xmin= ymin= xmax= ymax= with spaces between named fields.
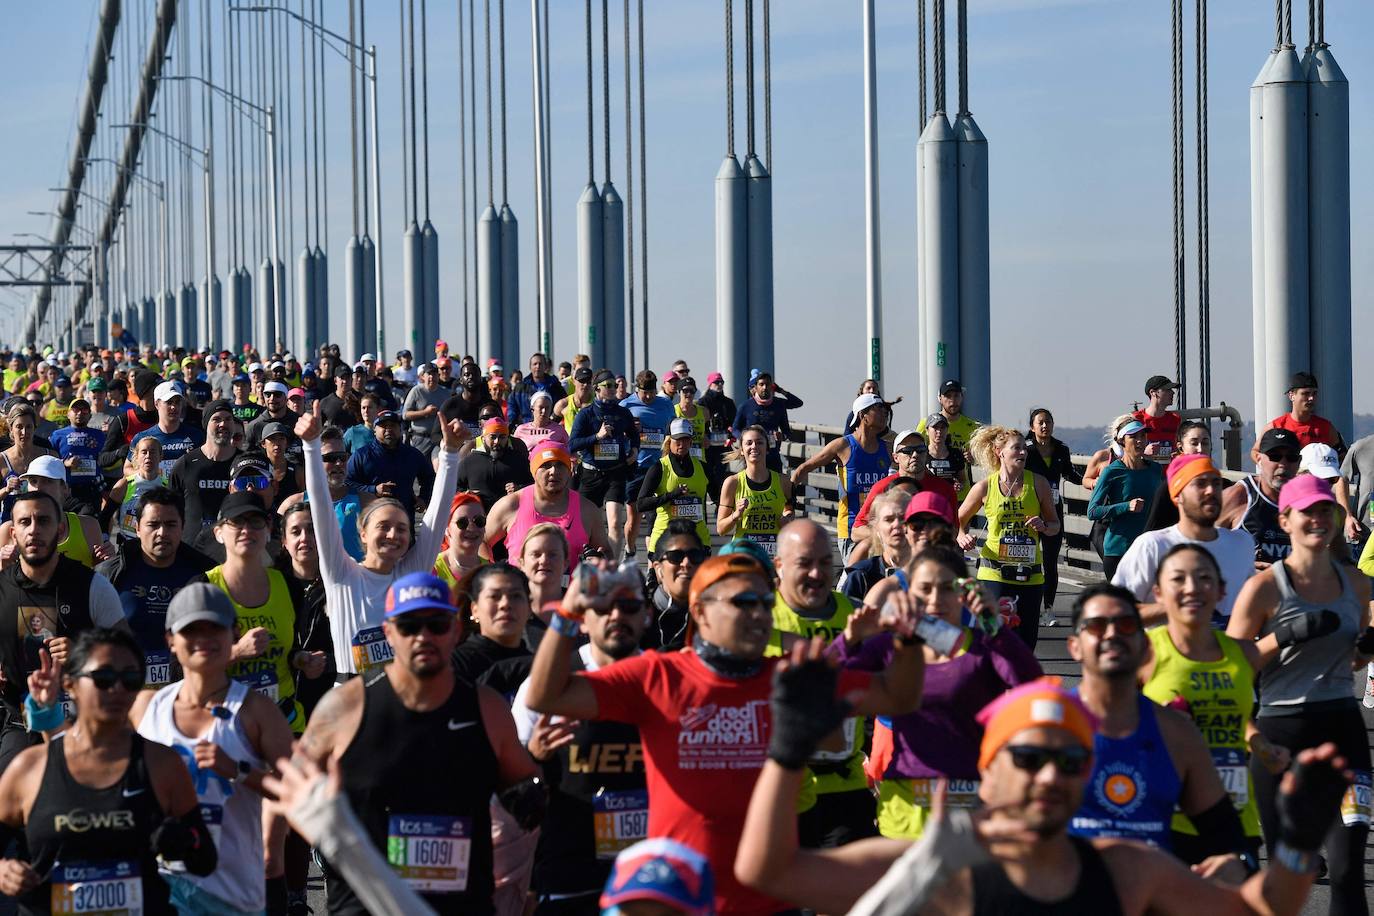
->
xmin=233 ymin=759 xmax=253 ymax=785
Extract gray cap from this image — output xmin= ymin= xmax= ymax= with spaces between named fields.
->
xmin=165 ymin=583 xmax=237 ymax=633
xmin=261 ymin=420 xmax=292 ymax=441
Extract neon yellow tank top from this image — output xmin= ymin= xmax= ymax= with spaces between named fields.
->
xmin=433 ymin=551 xmax=487 ymax=591
xmin=673 ymin=404 xmax=707 ymax=458
xmin=564 ymin=394 xmax=592 ymax=435
xmin=58 ymin=512 xmax=93 ymax=566
xmin=733 ymin=469 xmax=785 ymax=556
xmin=213 ymin=566 xmax=306 ymax=735
xmin=976 ymin=471 xmax=1044 ymax=586
xmin=767 ymin=591 xmax=866 ymax=795
xmin=1143 ymin=626 xmax=1261 ymax=838
xmin=647 ymin=455 xmax=710 ymax=553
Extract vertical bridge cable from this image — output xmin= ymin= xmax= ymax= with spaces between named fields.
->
xmin=956 ymin=0 xmax=968 ymax=115
xmin=1307 ymin=0 xmax=1315 ymax=51
xmin=299 ymin=0 xmax=310 ymax=249
xmin=625 ymin=0 xmax=636 ymax=370
xmin=932 ymin=0 xmax=945 ymax=114
xmin=469 ymin=0 xmax=479 ymax=323
xmin=601 ymin=0 xmax=611 ymax=182
xmin=586 ymin=0 xmax=596 ymax=183
xmin=498 ymin=0 xmax=508 ymax=204
xmin=725 ymin=0 xmax=734 ymax=157
xmin=459 ymin=0 xmax=470 ymax=344
xmin=485 ymin=0 xmax=494 ymax=206
xmin=408 ymin=0 xmax=419 ymax=222
xmin=1317 ymin=0 xmax=1324 ymax=45
xmin=422 ymin=0 xmax=432 ymax=219
xmin=763 ymin=0 xmax=771 ymax=171
xmin=1283 ymin=0 xmax=1292 ymax=46
xmin=398 ymin=0 xmax=410 ymax=224
xmin=1171 ymin=0 xmax=1186 ymax=406
xmin=917 ymin=0 xmax=926 ymax=127
xmin=637 ymin=0 xmax=648 ymax=363
xmin=1197 ymin=0 xmax=1211 ymax=406
xmin=744 ymin=0 xmax=755 ymax=157
xmin=360 ymin=0 xmax=371 ymax=231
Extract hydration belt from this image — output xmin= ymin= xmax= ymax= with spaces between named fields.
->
xmin=979 ymin=556 xmax=1043 ymax=583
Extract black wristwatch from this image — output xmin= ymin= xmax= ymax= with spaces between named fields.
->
xmin=233 ymin=759 xmax=253 ymax=785
xmin=1235 ymin=850 xmax=1260 ymax=876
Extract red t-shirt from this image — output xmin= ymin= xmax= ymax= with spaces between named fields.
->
xmin=1132 ymin=408 xmax=1181 ymax=455
xmin=852 ymin=472 xmax=958 ymax=532
xmin=1270 ymin=413 xmax=1340 ymax=449
xmin=583 ymin=650 xmax=872 ymax=916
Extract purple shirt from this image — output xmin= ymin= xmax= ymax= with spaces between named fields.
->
xmin=829 ymin=627 xmax=1042 ymax=780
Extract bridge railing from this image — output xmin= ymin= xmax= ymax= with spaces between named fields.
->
xmin=783 ymin=422 xmax=1246 ymax=577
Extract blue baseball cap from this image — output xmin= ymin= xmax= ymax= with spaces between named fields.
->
xmin=601 ymin=838 xmax=714 ymax=916
xmin=384 ymin=572 xmax=456 ymax=618
xmin=233 ymin=372 xmax=250 ymax=384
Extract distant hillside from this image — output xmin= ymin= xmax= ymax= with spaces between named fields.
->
xmin=1052 ymin=414 xmax=1374 ymax=456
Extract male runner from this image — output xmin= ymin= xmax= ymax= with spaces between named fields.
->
xmin=297 ymin=571 xmax=544 ymax=915
xmin=402 ymin=361 xmax=447 ymax=456
xmin=49 ymin=393 xmax=106 ymax=515
xmin=1133 ymin=375 xmax=1181 ymax=459
xmin=1255 ymin=372 xmax=1345 ymax=457
xmin=169 ymin=398 xmax=240 ymax=551
xmin=507 ymin=352 xmax=566 ymax=426
xmin=620 ymin=370 xmax=675 ymax=558
xmin=731 ymin=372 xmax=803 ymax=472
xmin=567 ymin=369 xmax=637 ymax=557
xmin=916 ymin=379 xmax=981 ymax=456
xmin=130 ymin=380 xmax=205 ymax=475
xmin=1219 ymin=428 xmax=1300 ymax=568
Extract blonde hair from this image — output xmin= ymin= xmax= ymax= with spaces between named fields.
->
xmin=968 ymin=425 xmax=1023 ymax=473
xmin=1105 ymin=414 xmax=1136 ymax=446
xmin=868 ymin=489 xmax=913 ymax=554
xmin=519 ymin=521 xmax=569 ymax=564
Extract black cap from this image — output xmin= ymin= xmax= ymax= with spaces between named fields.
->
xmin=217 ymin=491 xmax=270 ymax=523
xmin=593 ymin=369 xmax=616 ymax=387
xmin=230 ymin=453 xmax=272 ymax=478
xmin=203 ymin=398 xmax=234 ymax=420
xmin=1258 ymin=428 xmax=1301 ymax=455
xmin=574 ymin=367 xmax=594 ymax=383
xmin=133 ymin=370 xmax=160 ymax=399
xmin=1287 ymin=371 xmax=1318 ymax=392
xmin=373 ymin=409 xmax=402 ymax=426
xmin=939 ymin=379 xmax=963 ymax=395
xmin=1144 ymin=375 xmax=1177 ymax=395
xmin=334 ymin=363 xmax=352 ymax=376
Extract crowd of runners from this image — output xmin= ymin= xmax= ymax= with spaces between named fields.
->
xmin=0 ymin=338 xmax=1367 ymax=916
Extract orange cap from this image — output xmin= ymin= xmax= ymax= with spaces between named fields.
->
xmin=687 ymin=554 xmax=770 ymax=609
xmin=976 ymin=677 xmax=1098 ymax=771
xmin=529 ymin=441 xmax=572 ymax=475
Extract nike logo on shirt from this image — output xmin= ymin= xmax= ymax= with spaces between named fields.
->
xmin=121 ymin=788 xmax=145 ymax=798
xmin=448 ymin=720 xmax=477 ymax=731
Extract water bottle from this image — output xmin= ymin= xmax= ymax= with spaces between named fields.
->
xmin=1363 ymin=662 xmax=1374 ymax=710
xmin=879 ymin=599 xmax=963 ymax=657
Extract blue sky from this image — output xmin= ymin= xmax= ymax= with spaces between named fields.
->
xmin=1 ymin=0 xmax=1370 ymax=432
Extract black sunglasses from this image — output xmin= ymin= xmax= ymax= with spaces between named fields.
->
xmin=905 ymin=516 xmax=947 ymax=531
xmin=391 ymin=615 xmax=456 ymax=637
xmin=1265 ymin=450 xmax=1301 ymax=463
xmin=661 ymin=547 xmax=709 ymax=565
xmin=453 ymin=515 xmax=487 ymax=530
xmin=1005 ymin=744 xmax=1091 ymax=776
xmin=322 ymin=452 xmax=348 ymax=464
xmin=77 ymin=668 xmax=144 ymax=692
xmin=896 ymin=446 xmax=929 ymax=456
xmin=1076 ymin=615 xmax=1141 ymax=637
xmin=705 ymin=590 xmax=774 ymax=611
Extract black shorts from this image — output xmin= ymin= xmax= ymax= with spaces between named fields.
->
xmin=579 ymin=464 xmax=628 ymax=505
xmin=627 ymin=467 xmax=651 ymax=508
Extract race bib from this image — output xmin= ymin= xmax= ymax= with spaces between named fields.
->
xmin=671 ymin=498 xmax=703 ymax=522
xmin=1211 ymin=748 xmax=1249 ymax=809
xmin=593 ymin=790 xmax=649 ymax=860
xmin=689 ymin=446 xmax=703 ymax=459
xmin=463 ymin=422 xmax=481 ymax=439
xmin=998 ymin=533 xmax=1036 ymax=562
xmin=1341 ymin=770 xmax=1372 ymax=827
xmin=639 ymin=431 xmax=664 ymax=450
xmin=1154 ymin=441 xmax=1174 ymax=459
xmin=746 ymin=533 xmax=778 ymax=556
xmin=51 ymin=860 xmax=142 ymax=915
xmin=707 ymin=431 xmax=728 ymax=447
xmin=144 ymin=651 xmax=172 ymax=688
xmin=234 ymin=667 xmax=279 ymax=702
xmin=387 ymin=814 xmax=472 ymax=893
xmin=72 ymin=458 xmax=98 ymax=479
xmin=351 ymin=626 xmax=394 ymax=673
xmin=1050 ymin=484 xmax=1061 ymax=505
xmin=908 ymin=778 xmax=980 ymax=809
xmin=593 ymin=442 xmax=619 ymax=462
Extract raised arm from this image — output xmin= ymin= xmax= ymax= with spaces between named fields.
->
xmin=408 ymin=420 xmax=465 ymax=570
xmin=297 ymin=404 xmax=356 ymax=586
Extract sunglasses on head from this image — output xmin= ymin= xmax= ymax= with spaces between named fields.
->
xmin=77 ymin=668 xmax=144 ymax=692
xmin=391 ymin=614 xmax=456 ymax=636
xmin=453 ymin=515 xmax=487 ymax=530
xmin=661 ymin=547 xmax=709 ymax=565
xmin=322 ymin=452 xmax=348 ymax=464
xmin=1076 ymin=614 xmax=1141 ymax=637
xmin=1005 ymin=744 xmax=1091 ymax=776
xmin=706 ymin=590 xmax=774 ymax=611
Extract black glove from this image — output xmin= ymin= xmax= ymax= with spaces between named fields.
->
xmin=151 ymin=811 xmax=217 ymax=876
xmin=766 ymin=658 xmax=851 ymax=770
xmin=1273 ymin=610 xmax=1341 ymax=649
xmin=1355 ymin=627 xmax=1374 ymax=655
xmin=498 ymin=777 xmax=548 ymax=832
xmin=1277 ymin=755 xmax=1350 ymax=851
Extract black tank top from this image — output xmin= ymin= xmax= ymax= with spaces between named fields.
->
xmin=971 ymin=836 xmax=1122 ymax=916
xmin=534 ymin=651 xmax=646 ymax=896
xmin=1240 ymin=476 xmax=1290 ymax=564
xmin=330 ymin=669 xmax=500 ymax=915
xmin=22 ymin=732 xmax=171 ymax=916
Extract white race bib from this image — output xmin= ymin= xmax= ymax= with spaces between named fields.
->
xmin=387 ymin=814 xmax=472 ymax=893
xmin=640 ymin=431 xmax=664 ymax=450
xmin=1212 ymin=749 xmax=1249 ymax=809
xmin=593 ymin=790 xmax=649 ymax=860
xmin=50 ymin=860 xmax=142 ymax=915
xmin=593 ymin=442 xmax=619 ymax=462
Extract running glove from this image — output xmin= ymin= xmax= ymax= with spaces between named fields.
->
xmin=766 ymin=657 xmax=851 ymax=770
xmin=1272 ymin=610 xmax=1341 ymax=648
xmin=1278 ymin=754 xmax=1350 ymax=851
xmin=1355 ymin=626 xmax=1374 ymax=655
xmin=498 ymin=777 xmax=548 ymax=832
xmin=151 ymin=809 xmax=218 ymax=876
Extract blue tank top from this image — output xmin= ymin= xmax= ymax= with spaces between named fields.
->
xmin=1069 ymin=693 xmax=1181 ymax=849
xmin=836 ymin=434 xmax=891 ymax=539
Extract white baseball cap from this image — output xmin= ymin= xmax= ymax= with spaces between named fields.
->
xmin=360 ymin=353 xmax=377 ymax=363
xmin=1299 ymin=442 xmax=1341 ymax=480
xmin=893 ymin=428 xmax=925 ymax=450
xmin=154 ymin=380 xmax=184 ymax=403
xmin=247 ymin=362 xmax=264 ymax=374
xmin=23 ymin=455 xmax=67 ymax=481
xmin=851 ymin=393 xmax=886 ymax=417
xmin=263 ymin=381 xmax=290 ymax=396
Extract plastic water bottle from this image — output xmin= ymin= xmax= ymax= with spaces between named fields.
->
xmin=1363 ymin=663 xmax=1374 ymax=710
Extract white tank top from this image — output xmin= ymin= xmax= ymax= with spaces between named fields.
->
xmin=137 ymin=679 xmax=266 ymax=912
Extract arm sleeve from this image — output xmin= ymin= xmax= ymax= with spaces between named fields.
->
xmin=98 ymin=414 xmax=128 ymax=466
xmin=582 ymin=654 xmax=658 ymax=724
xmin=731 ymin=403 xmax=748 ymax=439
xmin=510 ymin=678 xmax=542 ymax=745
xmin=304 ymin=439 xmax=357 ymax=588
xmin=88 ymin=574 xmax=126 ymax=627
xmin=635 ymin=462 xmax=670 ymax=512
xmin=405 ymin=446 xmax=460 ymax=574
xmin=776 ymin=391 xmax=804 ymax=410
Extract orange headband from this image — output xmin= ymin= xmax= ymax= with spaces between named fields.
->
xmin=976 ymin=677 xmax=1098 ymax=771
xmin=1167 ymin=453 xmax=1217 ymax=501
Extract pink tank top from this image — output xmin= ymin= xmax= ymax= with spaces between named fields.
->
xmin=505 ymin=486 xmax=588 ymax=571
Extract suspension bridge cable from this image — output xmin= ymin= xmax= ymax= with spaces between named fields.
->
xmin=637 ymin=0 xmax=648 ymax=361
xmin=763 ymin=0 xmax=771 ymax=171
xmin=1197 ymin=0 xmax=1211 ymax=406
xmin=745 ymin=0 xmax=755 ymax=157
xmin=625 ymin=0 xmax=636 ymax=370
xmin=586 ymin=0 xmax=595 ymax=183
xmin=933 ymin=0 xmax=946 ymax=114
xmin=485 ymin=0 xmax=494 ymax=205
xmin=421 ymin=0 xmax=431 ymax=218
xmin=601 ymin=0 xmax=611 ymax=182
xmin=348 ymin=0 xmax=360 ymax=236
xmin=1171 ymin=0 xmax=1186 ymax=405
xmin=399 ymin=0 xmax=410 ymax=223
xmin=725 ymin=0 xmax=734 ymax=156
xmin=459 ymin=0 xmax=470 ymax=342
xmin=499 ymin=0 xmax=508 ymax=204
